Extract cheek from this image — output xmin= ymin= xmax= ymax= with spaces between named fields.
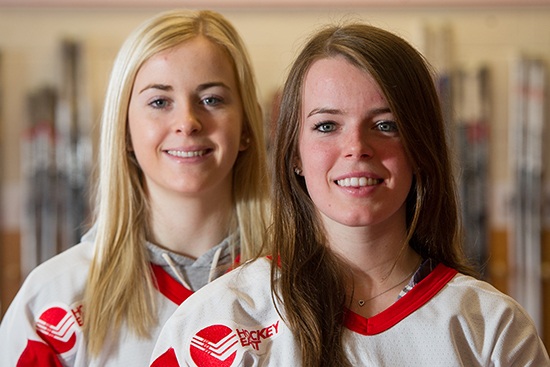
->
xmin=127 ymin=99 xmax=141 ymax=135
xmin=127 ymin=120 xmax=140 ymax=152
xmin=396 ymin=146 xmax=413 ymax=177
xmin=384 ymin=147 xmax=414 ymax=188
xmin=220 ymin=122 xmax=245 ymax=151
xmin=127 ymin=118 xmax=161 ymax=164
xmin=128 ymin=122 xmax=151 ymax=150
xmin=299 ymin=139 xmax=333 ymax=173
xmin=127 ymin=108 xmax=146 ymax=145
xmin=212 ymin=128 xmax=245 ymax=166
xmin=300 ymin=143 xmax=335 ymax=202
xmin=218 ymin=110 xmax=244 ymax=140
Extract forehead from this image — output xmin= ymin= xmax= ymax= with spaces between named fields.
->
xmin=136 ymin=36 xmax=237 ymax=84
xmin=301 ymin=56 xmax=386 ymax=113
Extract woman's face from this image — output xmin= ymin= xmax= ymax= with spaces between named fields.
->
xmin=128 ymin=37 xmax=247 ymax=200
xmin=297 ymin=56 xmax=413 ymax=235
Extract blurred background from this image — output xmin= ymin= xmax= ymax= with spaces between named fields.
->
xmin=0 ymin=0 xmax=549 ymax=351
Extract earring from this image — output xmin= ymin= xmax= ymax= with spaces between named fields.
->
xmin=294 ymin=167 xmax=303 ymax=176
xmin=240 ymin=137 xmax=251 ymax=151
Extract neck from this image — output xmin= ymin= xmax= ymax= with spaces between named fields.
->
xmin=325 ymin=215 xmax=410 ymax=274
xmin=323 ymin=215 xmax=421 ymax=317
xmin=147 ymin=185 xmax=234 ymax=259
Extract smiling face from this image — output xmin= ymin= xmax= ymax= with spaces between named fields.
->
xmin=297 ymin=56 xmax=413 ymax=236
xmin=128 ymin=36 xmax=246 ymax=201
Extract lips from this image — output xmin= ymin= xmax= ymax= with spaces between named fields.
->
xmin=336 ymin=177 xmax=383 ymax=188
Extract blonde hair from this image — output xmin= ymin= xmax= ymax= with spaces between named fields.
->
xmin=84 ymin=9 xmax=269 ymax=357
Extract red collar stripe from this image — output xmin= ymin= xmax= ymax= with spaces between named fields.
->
xmin=151 ymin=263 xmax=194 ymax=306
xmin=345 ymin=263 xmax=458 ymax=335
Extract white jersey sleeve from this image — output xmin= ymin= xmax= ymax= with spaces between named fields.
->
xmin=0 ymin=241 xmax=187 ymax=367
xmin=0 ymin=243 xmax=92 ymax=367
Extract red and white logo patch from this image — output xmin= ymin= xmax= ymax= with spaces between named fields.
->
xmin=188 ymin=320 xmax=282 ymax=367
xmin=190 ymin=325 xmax=238 ymax=367
xmin=35 ymin=302 xmax=83 ymax=357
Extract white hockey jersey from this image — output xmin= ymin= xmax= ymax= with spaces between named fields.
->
xmin=151 ymin=257 xmax=550 ymax=367
xmin=0 ymin=235 xmax=233 ymax=367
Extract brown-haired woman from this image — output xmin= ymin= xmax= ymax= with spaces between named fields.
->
xmin=151 ymin=22 xmax=549 ymax=367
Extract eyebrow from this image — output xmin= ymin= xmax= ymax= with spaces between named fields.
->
xmin=140 ymin=84 xmax=172 ymax=94
xmin=196 ymin=82 xmax=231 ymax=92
xmin=139 ymin=82 xmax=231 ymax=95
xmin=307 ymin=108 xmax=342 ymax=118
xmin=369 ymin=107 xmax=392 ymax=116
xmin=307 ymin=107 xmax=392 ymax=118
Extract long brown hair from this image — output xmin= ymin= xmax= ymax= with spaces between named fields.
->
xmin=84 ymin=9 xmax=269 ymax=357
xmin=269 ymin=23 xmax=475 ymax=366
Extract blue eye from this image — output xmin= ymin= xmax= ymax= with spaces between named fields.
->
xmin=202 ymin=96 xmax=221 ymax=106
xmin=150 ymin=98 xmax=168 ymax=109
xmin=313 ymin=122 xmax=336 ymax=133
xmin=376 ymin=121 xmax=398 ymax=132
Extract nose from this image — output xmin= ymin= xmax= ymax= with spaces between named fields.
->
xmin=344 ymin=127 xmax=374 ymax=159
xmin=175 ymin=104 xmax=202 ymax=135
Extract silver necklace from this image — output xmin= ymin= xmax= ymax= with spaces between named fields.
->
xmin=354 ymin=263 xmax=419 ymax=307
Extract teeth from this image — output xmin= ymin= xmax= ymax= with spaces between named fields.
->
xmin=167 ymin=150 xmax=206 ymax=158
xmin=336 ymin=177 xmax=382 ymax=187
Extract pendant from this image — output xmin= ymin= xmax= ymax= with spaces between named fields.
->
xmin=358 ymin=300 xmax=365 ymax=307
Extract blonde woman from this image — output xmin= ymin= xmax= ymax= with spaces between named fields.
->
xmin=0 ymin=9 xmax=268 ymax=366
xmin=151 ymin=23 xmax=548 ymax=366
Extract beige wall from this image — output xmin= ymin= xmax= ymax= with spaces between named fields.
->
xmin=0 ymin=6 xmax=549 ymax=233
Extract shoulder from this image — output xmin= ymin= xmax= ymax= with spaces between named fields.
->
xmin=445 ymin=273 xmax=527 ymax=312
xmin=151 ymin=258 xmax=289 ymax=366
xmin=174 ymin=257 xmax=273 ymax=314
xmin=432 ymin=272 xmax=537 ymax=326
xmin=438 ymin=273 xmax=549 ymax=364
xmin=444 ymin=273 xmax=546 ymax=333
xmin=345 ymin=268 xmax=549 ymax=365
xmin=33 ymin=240 xmax=94 ymax=272
xmin=0 ymin=242 xmax=94 ymax=366
xmin=390 ymin=265 xmax=543 ymax=346
xmin=21 ymin=242 xmax=94 ymax=292
xmin=8 ymin=241 xmax=94 ymax=314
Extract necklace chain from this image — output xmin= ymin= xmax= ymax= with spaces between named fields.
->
xmin=354 ymin=261 xmax=420 ymax=307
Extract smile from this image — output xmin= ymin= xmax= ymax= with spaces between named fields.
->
xmin=166 ymin=149 xmax=207 ymax=158
xmin=336 ymin=177 xmax=383 ymax=187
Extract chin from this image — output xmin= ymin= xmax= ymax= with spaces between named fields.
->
xmin=325 ymin=214 xmax=378 ymax=228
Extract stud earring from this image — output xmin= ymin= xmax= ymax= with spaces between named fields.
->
xmin=294 ymin=167 xmax=303 ymax=176
xmin=240 ymin=137 xmax=251 ymax=151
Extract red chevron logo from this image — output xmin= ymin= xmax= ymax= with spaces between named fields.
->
xmin=36 ymin=306 xmax=78 ymax=354
xmin=189 ymin=325 xmax=238 ymax=367
xmin=188 ymin=321 xmax=282 ymax=366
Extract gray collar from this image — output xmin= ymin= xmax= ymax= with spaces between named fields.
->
xmin=147 ymin=233 xmax=238 ymax=291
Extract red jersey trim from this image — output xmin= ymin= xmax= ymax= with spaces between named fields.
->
xmin=17 ymin=340 xmax=64 ymax=367
xmin=151 ymin=347 xmax=180 ymax=367
xmin=227 ymin=255 xmax=241 ymax=272
xmin=151 ymin=264 xmax=194 ymax=306
xmin=345 ymin=263 xmax=458 ymax=335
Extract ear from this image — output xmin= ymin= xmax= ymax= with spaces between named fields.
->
xmin=293 ymin=156 xmax=303 ymax=176
xmin=239 ymin=131 xmax=251 ymax=152
xmin=126 ymin=132 xmax=134 ymax=152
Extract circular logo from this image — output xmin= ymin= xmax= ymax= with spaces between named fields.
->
xmin=36 ymin=306 xmax=78 ymax=354
xmin=189 ymin=324 xmax=238 ymax=367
